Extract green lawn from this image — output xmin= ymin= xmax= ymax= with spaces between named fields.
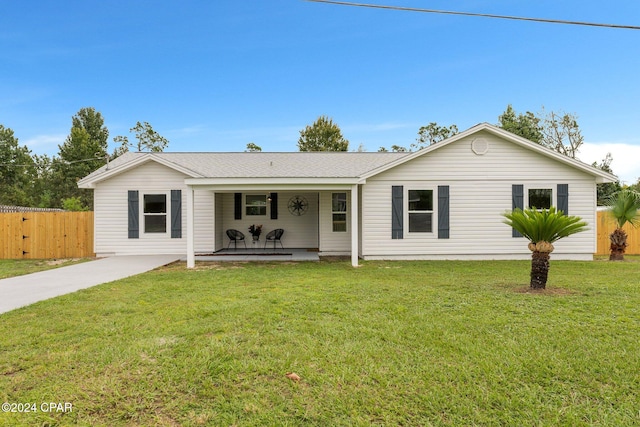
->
xmin=0 ymin=258 xmax=89 ymax=280
xmin=1 ymin=258 xmax=639 ymax=426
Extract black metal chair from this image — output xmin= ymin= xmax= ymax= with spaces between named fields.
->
xmin=264 ymin=228 xmax=284 ymax=249
xmin=226 ymin=229 xmax=246 ymax=249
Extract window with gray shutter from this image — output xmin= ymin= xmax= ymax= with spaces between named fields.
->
xmin=391 ymin=186 xmax=403 ymax=239
xmin=128 ymin=190 xmax=139 ymax=239
xmin=557 ymin=184 xmax=569 ymax=215
xmin=438 ymin=186 xmax=450 ymax=239
xmin=270 ymin=193 xmax=278 ymax=219
xmin=234 ymin=193 xmax=242 ymax=220
xmin=512 ymin=185 xmax=524 ymax=237
xmin=171 ymin=190 xmax=182 ymax=238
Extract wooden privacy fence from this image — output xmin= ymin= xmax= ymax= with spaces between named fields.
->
xmin=596 ymin=210 xmax=640 ymax=255
xmin=0 ymin=212 xmax=94 ymax=259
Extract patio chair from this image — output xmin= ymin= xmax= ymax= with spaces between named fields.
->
xmin=264 ymin=228 xmax=284 ymax=249
xmin=226 ymin=229 xmax=247 ymax=249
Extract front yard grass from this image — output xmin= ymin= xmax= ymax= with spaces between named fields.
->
xmin=1 ymin=259 xmax=639 ymax=426
xmin=0 ymin=258 xmax=89 ymax=280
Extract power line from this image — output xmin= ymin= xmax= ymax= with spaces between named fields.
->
xmin=0 ymin=154 xmax=107 ymax=168
xmin=305 ymin=0 xmax=640 ymax=30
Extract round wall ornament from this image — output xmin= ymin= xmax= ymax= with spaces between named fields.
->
xmin=288 ymin=195 xmax=309 ymax=216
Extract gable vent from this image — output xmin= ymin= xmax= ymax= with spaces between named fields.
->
xmin=471 ymin=138 xmax=489 ymax=155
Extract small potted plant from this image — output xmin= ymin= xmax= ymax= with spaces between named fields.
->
xmin=248 ymin=224 xmax=263 ymax=241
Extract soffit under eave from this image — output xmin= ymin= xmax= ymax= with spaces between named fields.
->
xmin=184 ymin=178 xmax=362 ymax=192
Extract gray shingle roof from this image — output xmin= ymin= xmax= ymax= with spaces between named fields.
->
xmin=163 ymin=152 xmax=409 ymax=177
xmin=81 ymin=151 xmax=410 ymax=183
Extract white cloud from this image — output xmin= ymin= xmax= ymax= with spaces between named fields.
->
xmin=22 ymin=134 xmax=66 ymax=155
xmin=578 ymin=142 xmax=640 ymax=185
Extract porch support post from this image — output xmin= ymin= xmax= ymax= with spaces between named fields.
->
xmin=186 ymin=185 xmax=195 ymax=269
xmin=211 ymin=191 xmax=216 ymax=252
xmin=351 ymin=184 xmax=359 ymax=267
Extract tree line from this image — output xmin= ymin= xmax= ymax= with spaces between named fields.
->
xmin=0 ymin=107 xmax=169 ymax=210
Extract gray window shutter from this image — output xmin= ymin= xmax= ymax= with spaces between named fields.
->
xmin=557 ymin=184 xmax=569 ymax=215
xmin=391 ymin=186 xmax=403 ymax=239
xmin=234 ymin=193 xmax=242 ymax=220
xmin=171 ymin=190 xmax=182 ymax=238
xmin=270 ymin=193 xmax=278 ymax=220
xmin=438 ymin=185 xmax=450 ymax=239
xmin=128 ymin=190 xmax=139 ymax=239
xmin=512 ymin=185 xmax=524 ymax=237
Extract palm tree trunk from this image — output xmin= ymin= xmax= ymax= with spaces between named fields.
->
xmin=530 ymin=250 xmax=550 ymax=289
xmin=609 ymin=228 xmax=627 ymax=261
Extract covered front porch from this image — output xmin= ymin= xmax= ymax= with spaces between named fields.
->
xmin=183 ymin=178 xmax=361 ymax=268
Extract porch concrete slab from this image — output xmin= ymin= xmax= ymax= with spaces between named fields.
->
xmin=0 ymin=255 xmax=181 ymax=315
xmin=189 ymin=248 xmax=320 ymax=262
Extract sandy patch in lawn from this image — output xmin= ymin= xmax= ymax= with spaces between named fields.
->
xmin=45 ymin=258 xmax=82 ymax=266
xmin=513 ymin=286 xmax=579 ymax=296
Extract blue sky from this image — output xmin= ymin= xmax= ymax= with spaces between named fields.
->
xmin=2 ymin=0 xmax=639 ymax=183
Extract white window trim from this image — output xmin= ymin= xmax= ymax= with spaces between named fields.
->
xmin=526 ymin=186 xmax=555 ymax=210
xmin=141 ymin=191 xmax=169 ymax=235
xmin=406 ymin=188 xmax=436 ymax=236
xmin=332 ymin=192 xmax=348 ymax=233
xmin=245 ymin=194 xmax=267 ymax=217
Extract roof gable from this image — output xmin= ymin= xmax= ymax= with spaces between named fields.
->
xmin=77 ymin=152 xmax=205 ymax=188
xmin=361 ymin=123 xmax=618 ymax=183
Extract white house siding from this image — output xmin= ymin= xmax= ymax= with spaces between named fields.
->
xmin=361 ymin=131 xmax=598 ymax=261
xmin=193 ymin=190 xmax=215 ymax=253
xmin=93 ymin=161 xmax=214 ymax=256
xmin=219 ymin=192 xmax=319 ymax=249
xmin=318 ymin=191 xmax=351 ymax=255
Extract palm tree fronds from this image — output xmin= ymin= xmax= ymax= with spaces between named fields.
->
xmin=605 ymin=189 xmax=640 ymax=229
xmin=502 ymin=207 xmax=588 ymax=244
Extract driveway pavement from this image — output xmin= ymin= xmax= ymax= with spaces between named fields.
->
xmin=0 ymin=255 xmax=181 ymax=315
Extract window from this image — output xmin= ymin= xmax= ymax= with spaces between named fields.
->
xmin=528 ymin=188 xmax=552 ymax=209
xmin=332 ymin=193 xmax=347 ymax=232
xmin=408 ymin=190 xmax=433 ymax=233
xmin=144 ymin=194 xmax=166 ymax=233
xmin=246 ymin=194 xmax=267 ymax=216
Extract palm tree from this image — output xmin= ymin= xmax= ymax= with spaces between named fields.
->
xmin=605 ymin=189 xmax=640 ymax=261
xmin=503 ymin=207 xmax=588 ymax=289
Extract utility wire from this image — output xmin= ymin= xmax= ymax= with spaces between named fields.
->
xmin=305 ymin=0 xmax=640 ymax=30
xmin=0 ymin=154 xmax=107 ymax=168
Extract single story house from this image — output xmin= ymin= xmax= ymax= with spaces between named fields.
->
xmin=78 ymin=123 xmax=617 ymax=267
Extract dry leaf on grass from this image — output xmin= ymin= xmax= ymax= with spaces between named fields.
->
xmin=285 ymin=372 xmax=301 ymax=382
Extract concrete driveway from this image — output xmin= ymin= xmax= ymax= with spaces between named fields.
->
xmin=0 ymin=255 xmax=181 ymax=315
